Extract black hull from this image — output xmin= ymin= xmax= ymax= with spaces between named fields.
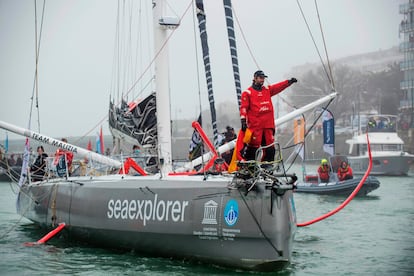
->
xmin=17 ymin=175 xmax=296 ymax=271
xmin=295 ymin=176 xmax=380 ymax=196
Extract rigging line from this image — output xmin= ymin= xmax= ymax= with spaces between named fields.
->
xmin=232 ymin=4 xmax=296 ymax=110
xmin=283 ymin=98 xmax=335 ymax=173
xmin=191 ymin=0 xmax=207 ymax=175
xmin=131 ymin=0 xmax=152 ymax=100
xmin=136 ymin=0 xmax=144 ymax=97
xmin=135 ymin=1 xmax=144 ymax=95
xmin=143 ymin=0 xmax=154 ymax=93
xmin=127 ymin=0 xmax=143 ymax=101
xmin=125 ymin=0 xmax=134 ymax=100
xmin=77 ymin=1 xmax=194 ymax=143
xmin=28 ymin=0 xmax=37 ymax=131
xmin=238 ymin=189 xmax=283 ymax=256
xmin=295 ymin=0 xmax=332 ymax=87
xmin=34 ymin=0 xmax=40 ymax=132
xmin=109 ymin=1 xmax=119 ymax=102
xmin=117 ymin=0 xmax=121 ymax=100
xmin=28 ymin=0 xmax=46 ymax=133
xmin=37 ymin=1 xmax=46 ymax=129
xmin=121 ymin=1 xmax=127 ymax=98
xmin=191 ymin=1 xmax=204 ymax=120
xmin=123 ymin=0 xmax=193 ymax=99
xmin=314 ymin=0 xmax=335 ymax=90
xmin=165 ymin=0 xmax=180 ymax=18
xmin=111 ymin=3 xmax=142 ymax=103
xmin=231 ymin=5 xmax=259 ymax=72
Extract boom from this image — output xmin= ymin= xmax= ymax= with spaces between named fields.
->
xmin=0 ymin=120 xmax=122 ymax=168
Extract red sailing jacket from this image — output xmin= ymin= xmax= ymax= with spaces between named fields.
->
xmin=240 ymin=80 xmax=291 ymax=130
xmin=54 ymin=149 xmax=74 ymax=168
xmin=337 ymin=165 xmax=353 ymax=181
xmin=318 ymin=165 xmax=330 ymax=181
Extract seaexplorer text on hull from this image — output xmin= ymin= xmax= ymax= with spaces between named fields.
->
xmin=107 ymin=194 xmax=189 ymax=226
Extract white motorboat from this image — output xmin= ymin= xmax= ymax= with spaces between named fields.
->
xmin=346 ymin=115 xmax=414 ymax=176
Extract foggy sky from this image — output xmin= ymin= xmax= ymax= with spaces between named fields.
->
xmin=0 ymin=0 xmax=404 ymax=140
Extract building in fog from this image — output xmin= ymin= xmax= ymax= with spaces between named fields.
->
xmin=399 ymin=1 xmax=414 ymax=129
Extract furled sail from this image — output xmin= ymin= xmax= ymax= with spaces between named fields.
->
xmin=223 ymin=0 xmax=242 ymax=108
xmin=195 ymin=0 xmax=219 ymax=148
xmin=108 ymin=93 xmax=157 ymax=147
xmin=108 ymin=93 xmax=158 ymax=173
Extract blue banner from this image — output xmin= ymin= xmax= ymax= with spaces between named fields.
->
xmin=322 ymin=110 xmax=335 ymax=156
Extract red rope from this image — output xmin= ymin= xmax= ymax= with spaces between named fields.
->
xmin=24 ymin=223 xmax=66 ymax=246
xmin=297 ymin=133 xmax=372 ymax=227
xmin=36 ymin=223 xmax=66 ymax=244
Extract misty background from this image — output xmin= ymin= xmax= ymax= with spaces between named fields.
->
xmin=0 ymin=0 xmax=405 ymax=144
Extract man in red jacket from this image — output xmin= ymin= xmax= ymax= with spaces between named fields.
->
xmin=337 ymin=161 xmax=353 ymax=181
xmin=240 ymin=70 xmax=297 ymax=161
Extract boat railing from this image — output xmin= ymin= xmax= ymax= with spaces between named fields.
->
xmin=111 ymin=153 xmax=158 ymax=174
xmin=255 ymin=141 xmax=284 ymax=172
xmin=360 ymin=144 xmax=403 ymax=154
xmin=25 ymin=156 xmax=118 ymax=183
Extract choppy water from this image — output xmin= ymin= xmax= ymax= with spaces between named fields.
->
xmin=0 ymin=172 xmax=413 ymax=275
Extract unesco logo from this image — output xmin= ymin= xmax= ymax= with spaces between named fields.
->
xmin=224 ymin=199 xmax=239 ymax=226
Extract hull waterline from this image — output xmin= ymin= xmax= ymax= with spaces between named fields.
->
xmin=17 ymin=175 xmax=296 ymax=271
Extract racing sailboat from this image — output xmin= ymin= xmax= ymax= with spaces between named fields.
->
xmin=0 ymin=0 xmax=338 ymax=271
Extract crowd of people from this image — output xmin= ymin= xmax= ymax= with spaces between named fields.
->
xmin=0 ymin=153 xmax=23 ymax=167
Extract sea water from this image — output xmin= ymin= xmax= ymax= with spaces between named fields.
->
xmin=0 ymin=173 xmax=413 ymax=275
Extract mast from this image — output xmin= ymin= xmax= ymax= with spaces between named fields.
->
xmin=152 ymin=0 xmax=179 ymax=175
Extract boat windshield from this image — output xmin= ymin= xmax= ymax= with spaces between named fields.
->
xmin=329 ymin=155 xmax=349 ymax=172
xmin=366 ymin=115 xmax=397 ymax=133
xmin=360 ymin=143 xmax=403 ymax=153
